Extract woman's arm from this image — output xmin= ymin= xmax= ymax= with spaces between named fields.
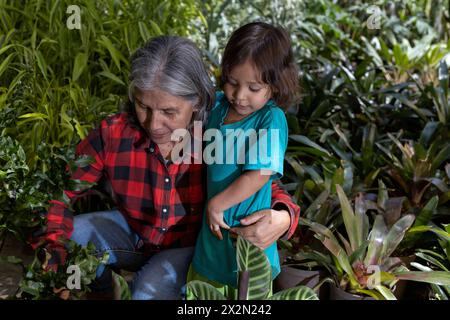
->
xmin=229 ymin=180 xmax=300 ymax=249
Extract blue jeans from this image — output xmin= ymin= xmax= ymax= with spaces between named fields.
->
xmin=70 ymin=209 xmax=194 ymax=300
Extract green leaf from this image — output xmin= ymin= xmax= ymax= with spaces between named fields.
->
xmin=299 ymin=218 xmax=358 ymax=287
xmin=431 ymin=145 xmax=450 ymax=172
xmin=381 ymin=214 xmax=415 ymax=260
xmin=336 ymin=184 xmax=360 ymax=251
xmin=365 ymin=215 xmax=387 ymax=266
xmin=305 ymin=189 xmax=330 ymax=220
xmin=236 ymin=236 xmax=272 ymax=300
xmin=112 ymin=271 xmax=131 ymax=300
xmin=67 ymin=179 xmax=96 ymax=192
xmin=413 ymin=196 xmax=438 ymax=227
xmin=268 ymin=286 xmax=318 ymax=300
xmin=35 ymin=50 xmax=48 ymax=79
xmin=374 ymin=285 xmax=397 ymax=300
xmin=97 ymin=71 xmax=125 ymax=86
xmin=186 ymin=280 xmax=227 ymax=300
xmin=138 ymin=22 xmax=151 ymax=42
xmin=289 ymin=135 xmax=331 ymax=157
xmin=97 ymin=35 xmax=125 ymax=70
xmin=408 ymin=225 xmax=450 ymax=243
xmin=72 ymin=52 xmax=88 ymax=82
xmin=377 ymin=179 xmax=388 ymax=210
xmin=0 ymin=52 xmax=16 ymax=79
xmin=149 ymin=20 xmax=163 ymax=36
xmin=419 ymin=122 xmax=440 ymax=147
xmin=395 ymin=271 xmax=450 ymax=286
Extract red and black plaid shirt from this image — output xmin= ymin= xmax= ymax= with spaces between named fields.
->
xmin=33 ymin=113 xmax=300 ymax=267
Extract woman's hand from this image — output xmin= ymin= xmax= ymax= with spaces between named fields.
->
xmin=206 ymin=199 xmax=230 ymax=240
xmin=229 ymin=208 xmax=290 ymax=249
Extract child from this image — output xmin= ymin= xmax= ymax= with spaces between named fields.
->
xmin=189 ymin=21 xmax=299 ymax=298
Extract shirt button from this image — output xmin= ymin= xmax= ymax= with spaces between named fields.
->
xmin=164 ymin=177 xmax=170 ymax=183
xmin=149 ymin=147 xmax=154 ymax=153
xmin=162 ymin=208 xmax=167 ymax=213
xmin=161 ymin=227 xmax=167 ymax=232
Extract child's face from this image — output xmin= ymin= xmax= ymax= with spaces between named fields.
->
xmin=223 ymin=60 xmax=272 ymax=117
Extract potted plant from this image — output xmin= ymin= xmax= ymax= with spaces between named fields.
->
xmin=279 ymin=148 xmax=349 ymax=298
xmin=300 ymin=184 xmax=450 ymax=300
xmin=187 ymin=236 xmax=318 ymax=300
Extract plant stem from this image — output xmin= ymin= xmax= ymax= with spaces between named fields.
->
xmin=238 ymin=270 xmax=249 ymax=300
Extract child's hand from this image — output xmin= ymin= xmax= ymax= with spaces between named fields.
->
xmin=207 ymin=200 xmax=230 ymax=240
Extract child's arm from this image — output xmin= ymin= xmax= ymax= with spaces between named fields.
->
xmin=207 ymin=170 xmax=272 ymax=240
xmin=209 ymin=170 xmax=272 ymax=212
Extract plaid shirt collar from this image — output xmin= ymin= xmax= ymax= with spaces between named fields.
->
xmin=132 ymin=125 xmax=202 ymax=164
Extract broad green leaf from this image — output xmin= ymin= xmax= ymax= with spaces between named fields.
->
xmin=431 ymin=145 xmax=450 ymax=172
xmin=365 ymin=215 xmax=387 ymax=266
xmin=407 ymin=225 xmax=450 ymax=243
xmin=336 ymin=184 xmax=360 ymax=251
xmin=381 ymin=214 xmax=415 ymax=260
xmin=374 ymin=285 xmax=397 ymax=300
xmin=186 ymin=281 xmax=227 ymax=300
xmin=236 ymin=236 xmax=272 ymax=300
xmin=349 ymin=240 xmax=369 ymax=265
xmin=415 ymin=253 xmax=449 ymax=271
xmin=268 ymin=286 xmax=318 ymax=300
xmin=419 ymin=121 xmax=440 ymax=147
xmin=395 ymin=271 xmax=450 ymax=286
xmin=413 ymin=196 xmax=438 ymax=227
xmin=112 ymin=271 xmax=131 ymax=300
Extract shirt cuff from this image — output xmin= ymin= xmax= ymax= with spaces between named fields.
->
xmin=271 ymin=200 xmax=299 ymax=241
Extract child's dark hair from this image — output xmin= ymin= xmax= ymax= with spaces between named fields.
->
xmin=220 ymin=21 xmax=299 ymax=110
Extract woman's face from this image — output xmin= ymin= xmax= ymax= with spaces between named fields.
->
xmin=134 ymin=88 xmax=196 ymax=144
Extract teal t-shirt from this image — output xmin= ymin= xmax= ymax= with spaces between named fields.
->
xmin=192 ymin=92 xmax=288 ymax=287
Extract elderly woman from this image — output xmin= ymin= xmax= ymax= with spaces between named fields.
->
xmin=33 ymin=36 xmax=300 ymax=299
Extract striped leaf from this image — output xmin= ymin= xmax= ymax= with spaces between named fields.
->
xmin=269 ymin=286 xmax=318 ymax=300
xmin=111 ymin=271 xmax=131 ymax=300
xmin=236 ymin=236 xmax=272 ymax=300
xmin=186 ymin=281 xmax=227 ymax=300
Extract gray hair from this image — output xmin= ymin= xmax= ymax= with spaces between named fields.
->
xmin=127 ymin=36 xmax=214 ymax=129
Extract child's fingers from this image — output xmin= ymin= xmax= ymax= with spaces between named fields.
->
xmin=209 ymin=224 xmax=223 ymax=240
xmin=217 ymin=220 xmax=230 ymax=230
xmin=214 ymin=228 xmax=223 ymax=240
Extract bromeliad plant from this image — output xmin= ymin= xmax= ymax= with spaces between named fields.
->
xmin=299 ymin=184 xmax=450 ymax=300
xmin=408 ymin=223 xmax=450 ymax=300
xmin=187 ymin=236 xmax=318 ymax=300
